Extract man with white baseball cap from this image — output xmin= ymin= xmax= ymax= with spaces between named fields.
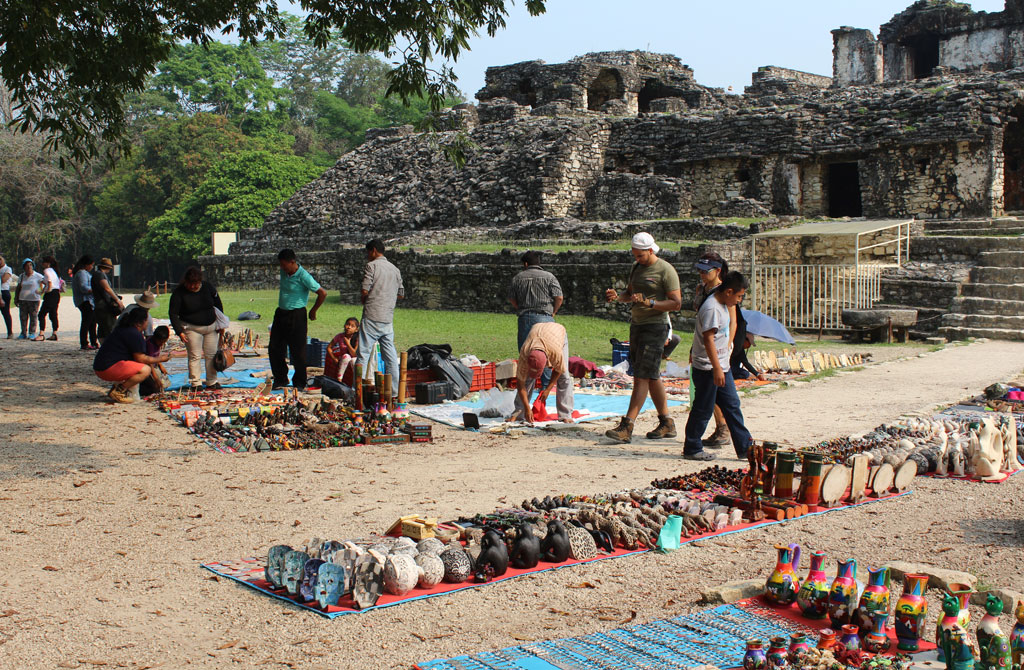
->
xmin=603 ymin=232 xmax=682 ymax=443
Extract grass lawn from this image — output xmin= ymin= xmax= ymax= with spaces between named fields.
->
xmin=148 ymin=289 xmax=650 ymax=364
xmin=149 ymin=290 xmax=930 ymax=365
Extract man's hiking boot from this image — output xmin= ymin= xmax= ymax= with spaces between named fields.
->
xmin=646 ymin=415 xmax=676 ymax=439
xmin=605 ymin=416 xmax=634 ymax=443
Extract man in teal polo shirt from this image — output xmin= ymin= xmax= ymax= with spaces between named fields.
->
xmin=271 ymin=249 xmax=328 ymax=390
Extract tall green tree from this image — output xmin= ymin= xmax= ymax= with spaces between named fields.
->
xmin=0 ymin=1 xmax=547 ymax=162
xmin=153 ymin=42 xmax=281 ymax=120
xmin=136 ymin=150 xmax=321 ymax=264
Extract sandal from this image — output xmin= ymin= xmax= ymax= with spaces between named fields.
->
xmin=683 ymin=451 xmax=716 ymax=461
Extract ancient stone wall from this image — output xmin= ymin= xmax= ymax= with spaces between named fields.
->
xmin=832 ymin=28 xmax=883 ymax=86
xmin=203 ymin=242 xmax=751 ymax=323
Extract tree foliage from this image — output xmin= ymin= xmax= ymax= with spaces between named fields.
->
xmin=0 ymin=0 xmax=547 ymax=162
xmin=136 ymin=150 xmax=321 ymax=263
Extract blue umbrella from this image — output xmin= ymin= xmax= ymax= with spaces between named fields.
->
xmin=741 ymin=309 xmax=796 ymax=344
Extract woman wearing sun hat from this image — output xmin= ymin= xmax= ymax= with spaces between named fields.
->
xmin=91 ymin=257 xmax=124 ymax=342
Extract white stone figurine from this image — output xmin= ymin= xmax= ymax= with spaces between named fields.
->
xmin=1001 ymin=415 xmax=1020 ymax=473
xmin=973 ymin=418 xmax=1004 ymax=478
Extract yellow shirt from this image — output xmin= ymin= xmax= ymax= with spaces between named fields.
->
xmin=517 ymin=322 xmax=567 ymax=385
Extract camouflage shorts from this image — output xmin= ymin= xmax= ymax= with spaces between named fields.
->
xmin=629 ymin=323 xmax=670 ymax=380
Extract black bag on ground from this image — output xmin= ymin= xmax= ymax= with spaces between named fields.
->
xmin=428 ymin=354 xmax=473 ymax=399
xmin=317 ymin=376 xmax=354 ymax=402
xmin=406 ymin=343 xmax=453 ymax=370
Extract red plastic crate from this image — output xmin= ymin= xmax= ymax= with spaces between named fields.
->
xmin=468 ymin=362 xmax=496 ymax=392
xmin=405 ymin=368 xmax=436 ymax=387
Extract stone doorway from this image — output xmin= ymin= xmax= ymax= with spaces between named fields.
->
xmin=907 ymin=34 xmax=940 ymax=79
xmin=587 ymin=68 xmax=625 ymax=111
xmin=827 ymin=162 xmax=863 ymax=217
xmin=1004 ymin=107 xmax=1024 ymax=212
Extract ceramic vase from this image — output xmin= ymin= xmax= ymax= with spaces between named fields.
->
xmin=856 ymin=566 xmax=891 ymax=632
xmin=862 ymin=611 xmax=891 ymax=653
xmin=1011 ymin=600 xmax=1024 ymax=669
xmin=839 ymin=624 xmax=861 ymax=652
xmin=817 ymin=629 xmax=837 ymax=651
xmin=787 ymin=633 xmax=810 ymax=664
xmin=765 ymin=639 xmax=786 ymax=667
xmin=767 ymin=637 xmax=788 ymax=669
xmin=765 ymin=543 xmax=801 ymax=607
xmin=895 ymin=573 xmax=929 ymax=652
xmin=796 ymin=550 xmax=830 ymax=620
xmin=828 ymin=558 xmax=859 ymax=627
xmin=744 ymin=639 xmax=768 ymax=670
xmin=944 ymin=583 xmax=974 ymax=630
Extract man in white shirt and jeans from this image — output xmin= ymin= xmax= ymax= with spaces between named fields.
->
xmin=682 ymin=271 xmax=753 ymax=461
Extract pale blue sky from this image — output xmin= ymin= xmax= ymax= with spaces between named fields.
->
xmin=440 ymin=0 xmax=1008 ymax=97
xmin=273 ymin=1 xmax=1008 ymax=97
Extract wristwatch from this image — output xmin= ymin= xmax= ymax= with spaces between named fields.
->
xmin=648 ymin=298 xmax=655 ymax=308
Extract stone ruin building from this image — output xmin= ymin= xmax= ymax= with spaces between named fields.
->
xmin=204 ymin=0 xmax=1024 ymax=341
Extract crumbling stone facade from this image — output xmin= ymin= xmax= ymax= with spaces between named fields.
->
xmin=207 ymin=1 xmax=1024 ymax=340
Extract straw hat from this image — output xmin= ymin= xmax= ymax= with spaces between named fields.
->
xmin=98 ymin=257 xmax=114 ymax=270
xmin=134 ymin=290 xmax=158 ymax=309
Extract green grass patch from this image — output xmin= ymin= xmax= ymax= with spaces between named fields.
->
xmin=794 ymin=368 xmax=838 ymax=382
xmin=148 ymin=289 xmax=677 ymax=365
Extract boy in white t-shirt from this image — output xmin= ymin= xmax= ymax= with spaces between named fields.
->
xmin=682 ymin=271 xmax=753 ymax=461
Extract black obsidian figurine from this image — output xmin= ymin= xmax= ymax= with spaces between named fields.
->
xmin=509 ymin=522 xmax=541 ymax=569
xmin=540 ymin=520 xmax=570 ymax=563
xmin=473 ymin=529 xmax=510 ymax=582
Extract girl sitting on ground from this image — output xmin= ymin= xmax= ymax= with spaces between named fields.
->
xmin=324 ymin=318 xmax=360 ymax=382
xmin=140 ymin=326 xmax=171 ymax=396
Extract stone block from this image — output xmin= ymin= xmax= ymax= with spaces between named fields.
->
xmin=700 ymin=578 xmax=765 ymax=604
xmin=969 ymin=588 xmax=1024 ymax=611
xmin=887 ymin=561 xmax=976 ymax=591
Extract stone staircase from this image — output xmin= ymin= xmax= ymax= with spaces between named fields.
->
xmin=872 ymin=219 xmax=1024 ymax=341
xmin=942 ymin=247 xmax=1024 ymax=341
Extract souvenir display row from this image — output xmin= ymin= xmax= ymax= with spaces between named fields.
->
xmin=154 ymin=373 xmax=430 ymax=452
xmin=758 ymin=543 xmax=1024 ymax=670
xmin=809 ymin=414 xmax=1021 ymax=481
xmin=752 ymin=349 xmax=867 ymax=375
xmin=255 ymin=466 xmax=892 ymax=613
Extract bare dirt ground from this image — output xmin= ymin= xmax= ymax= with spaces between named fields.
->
xmin=1 ymin=300 xmax=1023 ymax=669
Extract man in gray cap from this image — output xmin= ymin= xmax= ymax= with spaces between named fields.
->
xmin=603 ymin=232 xmax=681 ymax=443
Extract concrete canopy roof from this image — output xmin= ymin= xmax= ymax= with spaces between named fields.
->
xmin=752 ymin=219 xmax=914 ymax=238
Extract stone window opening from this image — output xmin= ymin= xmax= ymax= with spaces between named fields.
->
xmin=826 ymin=162 xmax=863 ymax=217
xmin=735 ymin=168 xmax=751 ymax=183
xmin=637 ymin=79 xmax=668 ymax=113
xmin=587 ymin=68 xmax=625 ymax=111
xmin=517 ymin=78 xmax=537 ymax=107
xmin=916 ymin=158 xmax=928 ymax=176
xmin=906 ymin=33 xmax=941 ymax=79
xmin=1003 ymin=105 xmax=1024 ymax=211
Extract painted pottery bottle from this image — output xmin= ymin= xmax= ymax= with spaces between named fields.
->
xmin=828 ymin=558 xmax=859 ymax=627
xmin=862 ymin=611 xmax=891 ymax=654
xmin=767 ymin=637 xmax=788 ymax=669
xmin=856 ymin=566 xmax=891 ymax=632
xmin=744 ymin=639 xmax=768 ymax=670
xmin=1008 ymin=600 xmax=1024 ymax=669
xmin=938 ymin=592 xmax=966 ymax=662
xmin=788 ymin=633 xmax=810 ymax=664
xmin=895 ymin=573 xmax=929 ymax=652
xmin=796 ymin=550 xmax=830 ymax=620
xmin=978 ymin=594 xmax=1005 ymax=653
xmin=839 ymin=624 xmax=861 ymax=652
xmin=765 ymin=543 xmax=801 ymax=607
xmin=817 ymin=629 xmax=837 ymax=651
